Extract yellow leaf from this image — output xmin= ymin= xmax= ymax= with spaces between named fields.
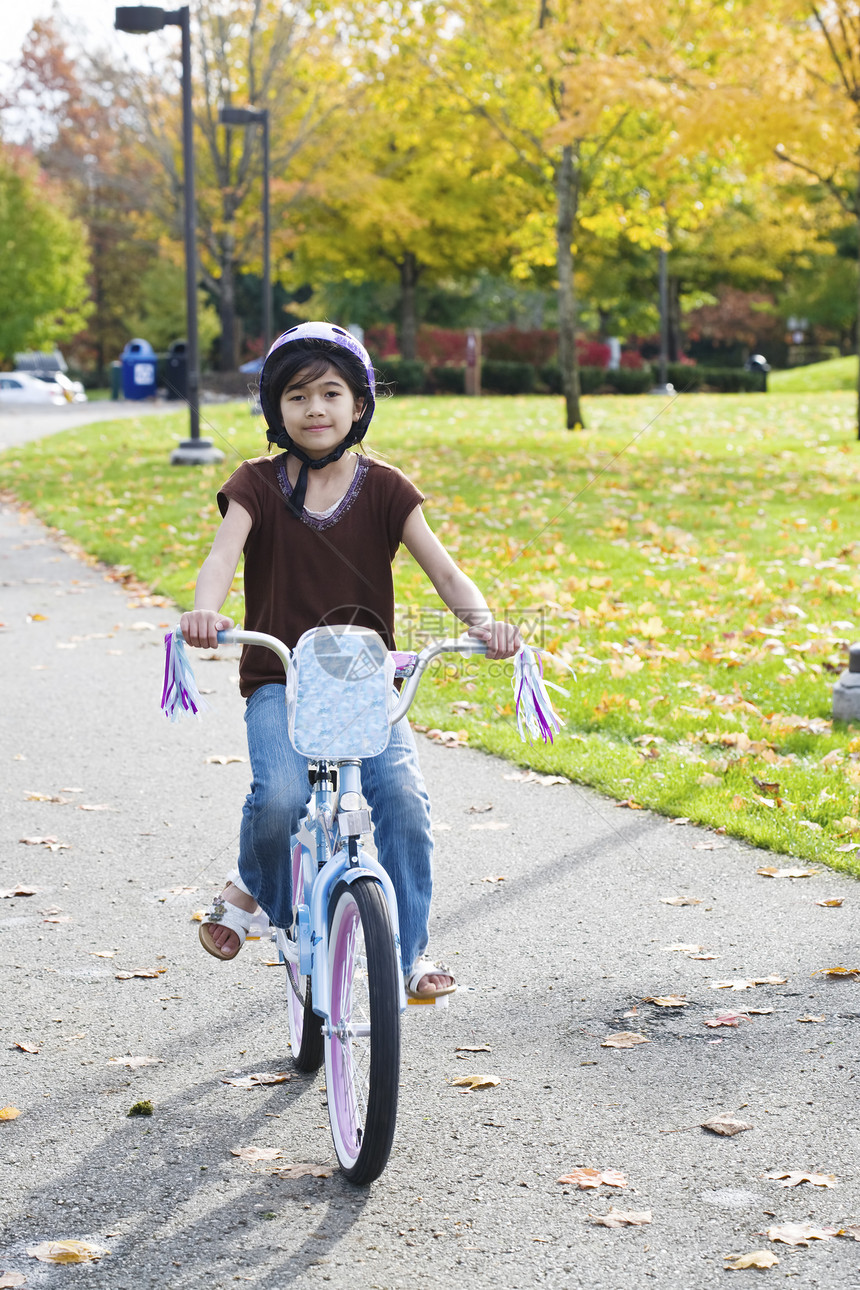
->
xmin=0 ymin=1105 xmax=22 ymax=1120
xmin=27 ymin=1241 xmax=107 ymax=1263
xmin=724 ymin=1250 xmax=779 ymax=1269
xmin=590 ymin=1208 xmax=651 ymax=1227
xmin=815 ymin=898 xmax=844 ymax=907
xmin=601 ymin=1032 xmax=650 ymax=1048
xmin=557 ymin=1168 xmax=628 ymax=1189
xmin=451 ymin=1074 xmax=500 ymax=1091
xmin=767 ymin=1223 xmax=837 ymax=1246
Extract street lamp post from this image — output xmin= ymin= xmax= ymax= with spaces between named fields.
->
xmin=115 ymin=5 xmax=223 ymax=464
xmin=218 ymin=106 xmax=272 ymax=356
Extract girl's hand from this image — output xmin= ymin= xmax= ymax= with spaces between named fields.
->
xmin=468 ymin=620 xmax=522 ymax=660
xmin=180 ymin=609 xmax=234 ymax=650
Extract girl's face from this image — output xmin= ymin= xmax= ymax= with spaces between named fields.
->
xmin=279 ymin=364 xmax=364 ymax=459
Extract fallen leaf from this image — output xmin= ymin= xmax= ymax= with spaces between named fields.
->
xmin=222 ymin=1072 xmax=295 ymax=1088
xmin=796 ymin=1015 xmax=826 ymax=1024
xmin=467 ymin=803 xmax=493 ymax=814
xmin=815 ymin=899 xmax=844 ymax=907
xmin=616 ymin=799 xmax=644 ymax=809
xmin=77 ymin=804 xmax=111 ymax=812
xmin=24 ymin=791 xmax=69 ymax=803
xmin=591 ymin=1208 xmax=651 ymax=1227
xmin=702 ymin=1113 xmax=753 ymax=1136
xmin=724 ymin=1250 xmax=778 ymax=1270
xmin=502 ymin=770 xmax=569 ymax=785
xmin=230 ymin=1146 xmax=284 ymax=1161
xmin=114 ymin=968 xmax=167 ymax=980
xmin=0 ymin=885 xmax=41 ymax=898
xmin=840 ymin=1225 xmax=860 ymax=1241
xmin=811 ymin=966 xmax=860 ymax=979
xmin=13 ymin=1042 xmax=39 ymax=1053
xmin=18 ymin=837 xmax=70 ymax=851
xmin=763 ymin=1171 xmax=837 ymax=1188
xmin=455 ymin=1045 xmax=491 ymax=1053
xmin=659 ymin=896 xmax=702 ymax=906
xmin=710 ymin=979 xmax=756 ymax=991
xmin=756 ymin=867 xmax=817 ymax=879
xmin=601 ymin=1032 xmax=650 ymax=1048
xmin=669 ymin=817 xmax=690 ymax=826
xmin=190 ymin=910 xmax=206 ymax=921
xmin=766 ymin=1223 xmax=838 ymax=1246
xmin=108 ymin=1056 xmax=164 ymax=1068
xmin=451 ymin=1074 xmax=500 ymax=1092
xmin=0 ymin=1271 xmax=26 ymax=1287
xmin=271 ymin=1163 xmax=334 ymax=1179
xmin=91 ymin=950 xmax=115 ymax=958
xmin=27 ymin=1241 xmax=106 ymax=1264
xmin=643 ymin=995 xmax=687 ymax=1007
xmin=0 ymin=1106 xmax=22 ymax=1120
xmin=704 ymin=1012 xmax=751 ymax=1028
xmin=557 ymin=1168 xmax=628 ymax=1189
xmin=204 ymin=755 xmax=246 ymax=765
xmin=481 ymin=875 xmax=507 ymax=883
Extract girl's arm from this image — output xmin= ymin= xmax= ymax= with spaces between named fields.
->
xmin=401 ymin=506 xmax=521 ymax=660
xmin=179 ymin=500 xmax=253 ymax=649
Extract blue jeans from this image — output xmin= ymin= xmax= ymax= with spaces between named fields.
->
xmin=237 ymin=683 xmax=434 ymax=975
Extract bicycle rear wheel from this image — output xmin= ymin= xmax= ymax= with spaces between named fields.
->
xmin=283 ymin=841 xmax=323 ymax=1072
xmin=325 ymin=876 xmax=400 ymax=1184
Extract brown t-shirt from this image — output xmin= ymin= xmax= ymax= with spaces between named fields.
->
xmin=217 ymin=453 xmax=423 ymax=696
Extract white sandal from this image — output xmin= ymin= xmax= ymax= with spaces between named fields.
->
xmin=198 ymin=893 xmax=254 ymax=962
xmin=404 ymin=958 xmax=457 ymax=1000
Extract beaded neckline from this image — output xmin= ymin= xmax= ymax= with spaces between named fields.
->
xmin=275 ymin=454 xmax=369 ymax=530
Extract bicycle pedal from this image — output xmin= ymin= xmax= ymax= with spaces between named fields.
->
xmin=406 ymin=994 xmax=449 ymax=1009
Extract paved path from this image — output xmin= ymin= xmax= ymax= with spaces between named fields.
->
xmin=0 ymin=400 xmax=176 ymax=451
xmin=1 ymin=412 xmax=859 ymax=1288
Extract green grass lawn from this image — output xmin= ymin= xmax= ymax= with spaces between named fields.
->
xmin=3 ymin=391 xmax=860 ymax=877
xmin=769 ymin=355 xmax=858 ymax=394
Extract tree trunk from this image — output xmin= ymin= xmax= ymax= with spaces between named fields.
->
xmin=219 ymin=232 xmax=238 ymax=372
xmin=856 ymin=183 xmax=860 ymax=438
xmin=667 ymin=274 xmax=683 ymax=362
xmin=556 ymin=145 xmax=583 ymax=429
xmin=398 ymin=253 xmax=420 ymax=360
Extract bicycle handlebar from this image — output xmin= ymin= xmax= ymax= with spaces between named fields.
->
xmin=201 ymin=627 xmax=487 ymax=727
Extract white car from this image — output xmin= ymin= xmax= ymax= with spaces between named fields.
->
xmin=0 ymin=371 xmax=87 ymax=405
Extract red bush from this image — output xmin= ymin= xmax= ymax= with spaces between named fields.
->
xmin=619 ymin=351 xmax=644 ymax=369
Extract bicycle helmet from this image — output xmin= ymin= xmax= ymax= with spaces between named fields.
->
xmin=259 ymin=323 xmax=376 ymax=518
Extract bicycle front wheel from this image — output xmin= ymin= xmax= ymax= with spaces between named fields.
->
xmin=284 ymin=841 xmax=324 ymax=1072
xmin=325 ymin=876 xmax=401 ymax=1184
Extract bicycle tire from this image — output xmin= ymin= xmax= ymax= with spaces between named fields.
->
xmin=284 ymin=841 xmax=324 ymax=1072
xmin=325 ymin=876 xmax=401 ymax=1184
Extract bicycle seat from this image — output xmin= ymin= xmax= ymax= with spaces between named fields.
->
xmin=287 ymin=626 xmax=395 ymax=759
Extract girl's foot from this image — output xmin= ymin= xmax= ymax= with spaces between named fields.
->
xmin=199 ymin=882 xmax=258 ymax=960
xmin=405 ymin=959 xmax=457 ymax=999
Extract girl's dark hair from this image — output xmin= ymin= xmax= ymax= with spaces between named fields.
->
xmin=260 ymin=338 xmax=372 ymax=436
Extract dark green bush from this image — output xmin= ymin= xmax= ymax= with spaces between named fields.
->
xmin=481 ymin=360 xmax=536 ymax=394
xmin=432 ymin=365 xmax=465 ymax=394
xmin=376 ymin=359 xmax=427 ymax=394
xmin=605 ymin=368 xmax=653 ymax=394
xmin=538 ymin=362 xmax=562 ymax=393
xmin=655 ymin=364 xmax=761 ymax=393
xmin=538 ymin=363 xmax=607 ymax=394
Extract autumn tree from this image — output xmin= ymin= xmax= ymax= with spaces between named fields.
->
xmin=124 ymin=0 xmax=369 ymax=370
xmin=6 ymin=14 xmax=156 ymax=376
xmin=289 ymin=46 xmax=526 ymax=359
xmin=747 ymin=1 xmax=860 ymax=432
xmin=0 ymin=144 xmax=91 ymax=362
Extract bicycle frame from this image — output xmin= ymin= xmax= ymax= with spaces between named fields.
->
xmin=213 ymin=627 xmax=487 ymax=1032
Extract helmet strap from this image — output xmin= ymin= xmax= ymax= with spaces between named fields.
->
xmin=269 ymin=430 xmax=358 ymax=517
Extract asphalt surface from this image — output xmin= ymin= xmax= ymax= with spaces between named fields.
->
xmin=1 ymin=408 xmax=859 ymax=1288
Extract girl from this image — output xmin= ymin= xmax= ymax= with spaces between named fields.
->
xmin=181 ymin=322 xmax=520 ymax=998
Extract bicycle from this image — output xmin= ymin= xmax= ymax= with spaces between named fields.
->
xmin=166 ymin=623 xmax=490 ymax=1183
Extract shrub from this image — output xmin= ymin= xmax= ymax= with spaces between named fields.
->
xmin=376 ymin=359 xmax=426 ymax=394
xmin=620 ymin=350 xmax=644 ymax=369
xmin=605 ymin=368 xmax=653 ymax=394
xmin=578 ymin=339 xmax=611 ymax=368
xmin=481 ymin=360 xmax=536 ymax=394
xmin=538 ymin=361 xmax=562 ymax=393
xmin=484 ymin=327 xmax=558 ymax=365
xmin=537 ymin=363 xmax=611 ymax=395
xmin=655 ymin=364 xmax=762 ymax=393
xmin=432 ymin=365 xmax=465 ymax=394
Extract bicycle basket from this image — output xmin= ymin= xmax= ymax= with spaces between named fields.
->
xmin=287 ymin=626 xmax=394 ymax=759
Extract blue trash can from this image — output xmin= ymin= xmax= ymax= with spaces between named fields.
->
xmin=120 ymin=338 xmax=157 ymax=400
